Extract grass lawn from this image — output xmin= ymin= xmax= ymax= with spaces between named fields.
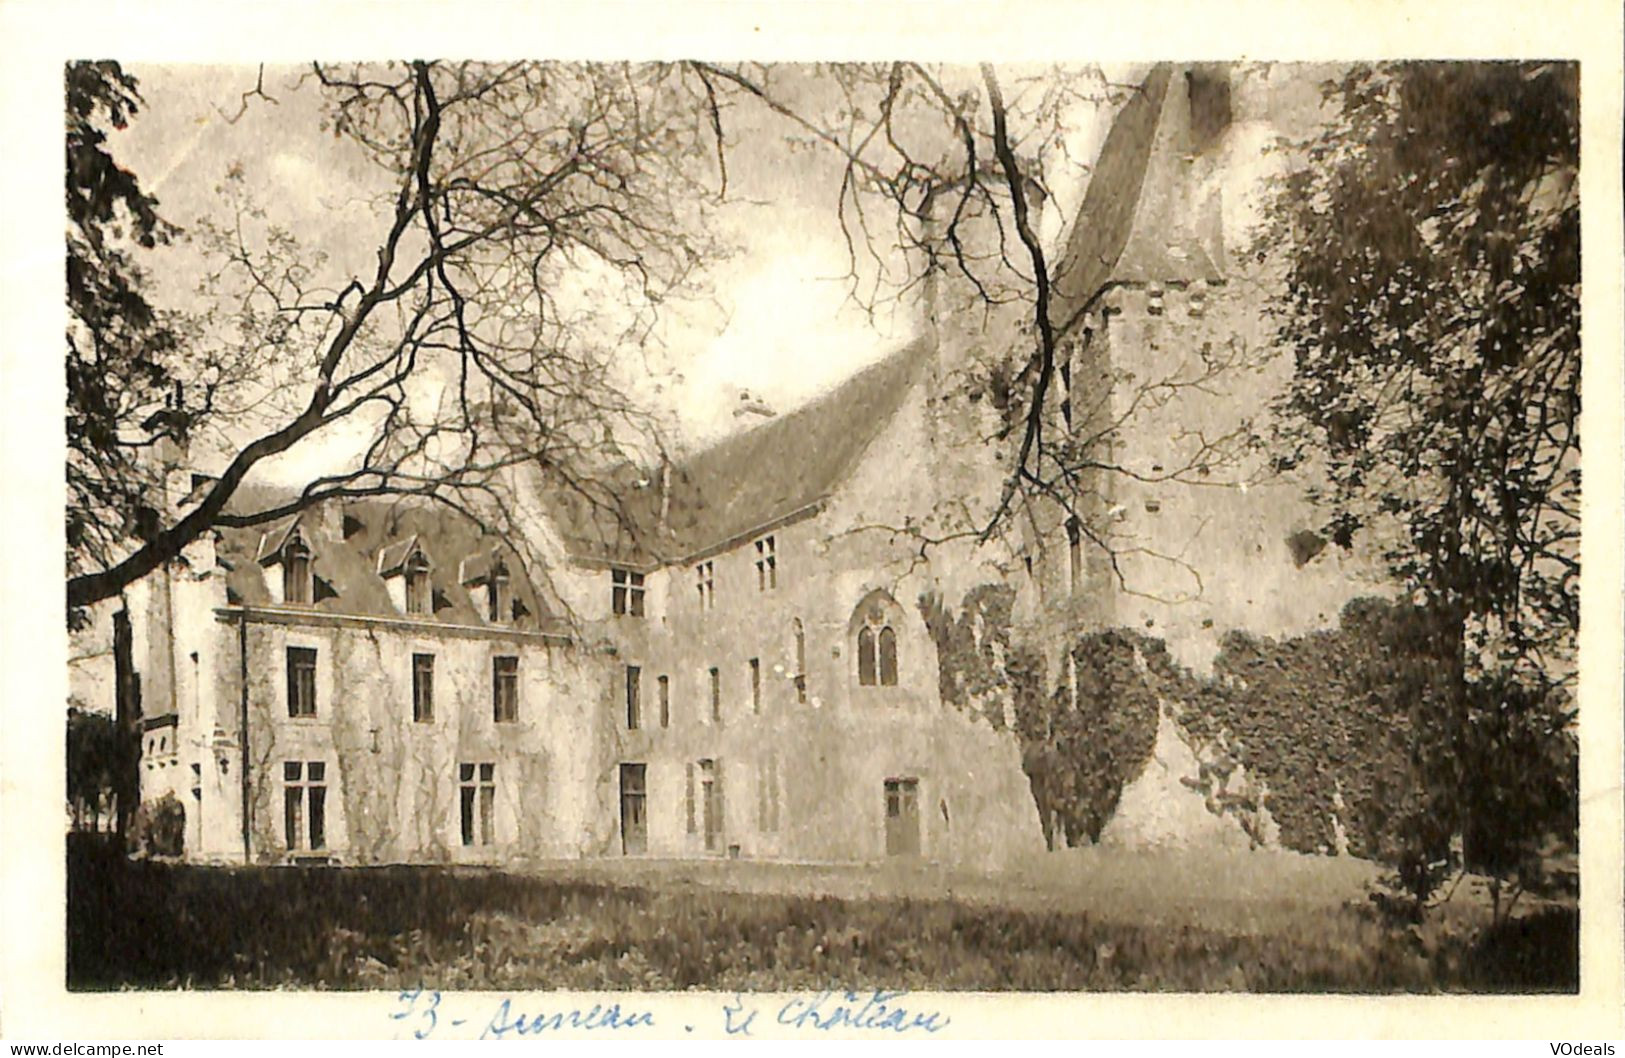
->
xmin=66 ymin=836 xmax=1576 ymax=992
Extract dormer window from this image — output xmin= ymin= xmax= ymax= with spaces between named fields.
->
xmin=282 ymin=534 xmax=312 ymax=605
xmin=487 ymin=557 xmax=511 ymax=623
xmin=404 ymin=550 xmax=432 ymax=615
xmin=612 ymin=568 xmax=645 ymax=617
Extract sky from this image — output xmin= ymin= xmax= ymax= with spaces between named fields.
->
xmin=114 ymin=63 xmax=919 ymax=481
xmin=109 ymin=61 xmax=1327 ymax=485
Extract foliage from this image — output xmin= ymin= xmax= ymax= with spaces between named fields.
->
xmin=65 ymin=62 xmax=181 ymax=625
xmin=130 ymin=792 xmax=187 ymax=858
xmin=918 ymin=584 xmax=1018 ymax=730
xmin=67 ymin=62 xmax=1264 ymax=617
xmin=919 ymin=580 xmax=1567 ymax=884
xmin=1033 ymin=631 xmax=1160 ymax=847
xmin=66 ymin=707 xmax=133 ymax=830
xmin=1163 ymin=600 xmax=1436 ymax=860
xmin=1266 ymin=62 xmax=1580 ymax=912
xmin=65 ymin=838 xmax=1577 ymax=992
xmin=922 ymin=586 xmax=1161 ymax=850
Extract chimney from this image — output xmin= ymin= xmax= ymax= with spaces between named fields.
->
xmin=1186 ymin=65 xmax=1233 ymax=155
xmin=733 ymin=389 xmax=776 ymax=419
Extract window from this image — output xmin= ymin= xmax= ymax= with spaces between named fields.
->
xmin=625 ymin=665 xmax=642 ymax=730
xmin=459 ymin=762 xmax=495 ymax=846
xmin=286 ymin=646 xmax=317 ymax=717
xmin=855 ymin=605 xmax=899 ymax=688
xmin=709 ymin=666 xmax=721 ymax=724
xmin=857 ymin=628 xmax=877 ymax=686
xmin=487 ymin=556 xmax=511 ymax=623
xmin=1060 ymin=356 xmax=1073 ymax=431
xmin=412 ymin=653 xmax=435 ymax=723
xmin=792 ymin=618 xmax=807 ymax=704
xmin=754 ymin=535 xmax=777 ymax=591
xmin=282 ymin=534 xmax=312 ymax=605
xmin=492 ymin=655 xmax=519 ymax=723
xmin=658 ymin=675 xmax=670 ymax=729
xmin=685 ymin=762 xmax=696 ymax=834
xmin=612 ymin=568 xmax=645 ymax=617
xmin=283 ymin=760 xmax=326 ymax=850
xmin=878 ymin=627 xmax=898 ymax=686
xmin=699 ymin=757 xmax=722 ymax=850
xmin=404 ymin=550 xmax=432 ymax=615
xmin=695 ymin=561 xmax=715 ymax=611
xmin=749 ymin=658 xmax=761 ymax=714
xmin=1066 ymin=516 xmax=1083 ymax=593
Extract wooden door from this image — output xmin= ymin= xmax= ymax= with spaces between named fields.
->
xmin=884 ymin=778 xmax=920 ymax=856
xmin=619 ymin=763 xmax=647 ymax=855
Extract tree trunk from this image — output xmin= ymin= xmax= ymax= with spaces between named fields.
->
xmin=112 ymin=607 xmax=142 ymax=851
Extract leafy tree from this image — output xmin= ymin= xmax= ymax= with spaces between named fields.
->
xmin=1266 ymin=62 xmax=1580 ymax=915
xmin=67 ymin=706 xmax=128 ymax=831
xmin=66 ymin=61 xmax=182 ymax=626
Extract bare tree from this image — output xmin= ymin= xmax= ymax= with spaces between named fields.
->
xmin=695 ymin=62 xmax=1268 ymax=592
xmin=68 ymin=61 xmax=730 ymax=614
xmin=71 ymin=61 xmax=1268 ymax=617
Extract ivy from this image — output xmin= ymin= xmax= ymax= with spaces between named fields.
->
xmin=920 ymin=585 xmax=1560 ymax=870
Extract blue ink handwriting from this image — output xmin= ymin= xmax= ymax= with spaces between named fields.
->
xmin=777 ymin=990 xmax=951 ymax=1034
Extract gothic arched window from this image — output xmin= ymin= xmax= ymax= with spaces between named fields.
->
xmin=849 ymin=589 xmax=903 ymax=689
xmin=857 ymin=627 xmax=877 ymax=686
xmin=878 ymin=626 xmax=898 ymax=686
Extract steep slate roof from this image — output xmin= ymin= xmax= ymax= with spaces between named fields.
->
xmin=215 ymin=499 xmax=560 ymax=633
xmin=661 ymin=336 xmax=934 ymax=558
xmin=545 ymin=336 xmax=935 ymax=567
xmin=1048 ymin=64 xmax=1226 ymax=331
xmin=375 ymin=535 xmax=421 ymax=577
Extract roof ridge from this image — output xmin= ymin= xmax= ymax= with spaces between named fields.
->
xmin=671 ymin=334 xmax=934 ymax=473
xmin=544 ymin=334 xmax=935 ymax=567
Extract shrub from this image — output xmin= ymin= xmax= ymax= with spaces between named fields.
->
xmin=131 ymin=793 xmax=186 ymax=858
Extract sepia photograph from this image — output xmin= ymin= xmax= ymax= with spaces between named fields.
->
xmin=5 ymin=0 xmax=1621 ymax=1040
xmin=59 ymin=53 xmax=1585 ymax=993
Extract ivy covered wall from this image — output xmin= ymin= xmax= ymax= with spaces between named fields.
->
xmin=922 ymin=584 xmax=1499 ymax=860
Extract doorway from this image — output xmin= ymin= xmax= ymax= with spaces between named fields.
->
xmin=619 ymin=763 xmax=647 ymax=855
xmin=884 ymin=777 xmax=920 ymax=857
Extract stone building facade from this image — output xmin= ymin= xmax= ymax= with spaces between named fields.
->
xmin=124 ymin=63 xmax=1380 ymax=867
